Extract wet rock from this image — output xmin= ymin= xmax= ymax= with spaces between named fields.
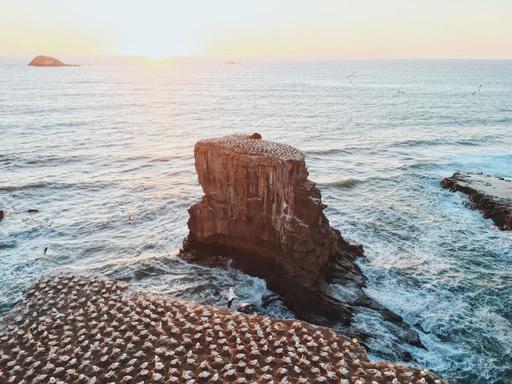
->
xmin=236 ymin=302 xmax=261 ymax=314
xmin=27 ymin=55 xmax=78 ymax=67
xmin=236 ymin=293 xmax=282 ymax=315
xmin=0 ymin=210 xmax=4 ymax=221
xmin=442 ymin=172 xmax=512 ymax=230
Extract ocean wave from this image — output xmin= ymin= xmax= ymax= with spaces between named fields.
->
xmin=305 ymin=148 xmax=352 ymax=156
xmin=393 ymin=138 xmax=482 ymax=148
xmin=0 ymin=181 xmax=49 ymax=192
xmin=0 ymin=180 xmax=115 ymax=192
xmin=150 ymin=157 xmax=171 ymax=162
xmin=494 ymin=117 xmax=512 ymax=124
xmin=319 ymin=177 xmax=362 ymax=188
xmin=0 ymin=154 xmax=87 ymax=168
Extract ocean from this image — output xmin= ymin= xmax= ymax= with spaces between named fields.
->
xmin=1 ymin=57 xmax=511 ymax=383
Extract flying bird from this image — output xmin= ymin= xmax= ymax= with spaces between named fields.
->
xmin=472 ymin=84 xmax=483 ymax=95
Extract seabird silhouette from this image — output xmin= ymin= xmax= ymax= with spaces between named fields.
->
xmin=472 ymin=84 xmax=483 ymax=95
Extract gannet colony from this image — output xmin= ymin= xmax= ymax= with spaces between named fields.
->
xmin=0 ymin=274 xmax=444 ymax=384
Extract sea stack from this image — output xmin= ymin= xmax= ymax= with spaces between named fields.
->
xmin=27 ymin=55 xmax=76 ymax=67
xmin=181 ymin=134 xmax=368 ymax=322
xmin=442 ymin=172 xmax=512 ymax=230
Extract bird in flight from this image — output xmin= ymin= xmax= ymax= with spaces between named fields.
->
xmin=471 ymin=84 xmax=483 ymax=95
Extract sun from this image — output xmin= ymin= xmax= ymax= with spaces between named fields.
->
xmin=144 ymin=51 xmax=172 ymax=61
xmin=118 ymin=39 xmax=199 ymax=60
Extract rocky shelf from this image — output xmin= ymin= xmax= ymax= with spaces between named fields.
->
xmin=442 ymin=172 xmax=512 ymax=230
xmin=0 ymin=274 xmax=445 ymax=384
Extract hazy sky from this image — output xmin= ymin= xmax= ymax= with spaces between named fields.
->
xmin=2 ymin=0 xmax=511 ymax=59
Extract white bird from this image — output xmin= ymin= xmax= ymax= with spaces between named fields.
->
xmin=198 ymin=371 xmax=210 ymax=379
xmin=182 ymin=370 xmax=193 ymax=380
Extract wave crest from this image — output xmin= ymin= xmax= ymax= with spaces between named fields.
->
xmin=320 ymin=177 xmax=362 ymax=188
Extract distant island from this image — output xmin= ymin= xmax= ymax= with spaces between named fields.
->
xmin=27 ymin=55 xmax=79 ymax=67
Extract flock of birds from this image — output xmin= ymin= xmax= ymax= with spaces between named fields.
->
xmin=0 ymin=274 xmax=444 ymax=383
xmin=200 ymin=134 xmax=305 ymax=162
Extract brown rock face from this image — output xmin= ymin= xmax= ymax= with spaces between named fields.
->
xmin=181 ymin=135 xmax=422 ymax=346
xmin=442 ymin=172 xmax=512 ymax=230
xmin=27 ymin=55 xmax=77 ymax=67
xmin=181 ymin=134 xmax=422 ymax=347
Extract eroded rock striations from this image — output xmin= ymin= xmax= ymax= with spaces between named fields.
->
xmin=442 ymin=172 xmax=512 ymax=230
xmin=180 ymin=134 xmax=419 ymax=348
xmin=0 ymin=273 xmax=445 ymax=384
xmin=27 ymin=55 xmax=77 ymax=67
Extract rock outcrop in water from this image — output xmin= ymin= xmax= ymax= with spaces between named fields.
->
xmin=181 ymin=134 xmax=363 ymax=321
xmin=181 ymin=134 xmax=422 ymax=348
xmin=0 ymin=274 xmax=445 ymax=384
xmin=442 ymin=172 xmax=512 ymax=230
xmin=27 ymin=55 xmax=77 ymax=67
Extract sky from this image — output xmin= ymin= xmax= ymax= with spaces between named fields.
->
xmin=1 ymin=0 xmax=511 ymax=60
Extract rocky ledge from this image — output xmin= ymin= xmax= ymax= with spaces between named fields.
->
xmin=0 ymin=274 xmax=445 ymax=384
xmin=181 ymin=134 xmax=421 ymax=347
xmin=27 ymin=55 xmax=78 ymax=67
xmin=442 ymin=172 xmax=512 ymax=230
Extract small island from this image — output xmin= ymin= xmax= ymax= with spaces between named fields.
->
xmin=27 ymin=55 xmax=78 ymax=67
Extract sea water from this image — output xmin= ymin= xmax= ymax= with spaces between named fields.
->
xmin=1 ymin=57 xmax=511 ymax=383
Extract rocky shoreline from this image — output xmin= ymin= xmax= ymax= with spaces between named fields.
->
xmin=442 ymin=172 xmax=512 ymax=230
xmin=0 ymin=274 xmax=445 ymax=384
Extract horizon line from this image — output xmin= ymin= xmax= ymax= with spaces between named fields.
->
xmin=2 ymin=53 xmax=512 ymax=62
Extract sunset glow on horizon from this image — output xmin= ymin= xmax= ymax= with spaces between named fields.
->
xmin=2 ymin=0 xmax=511 ymax=60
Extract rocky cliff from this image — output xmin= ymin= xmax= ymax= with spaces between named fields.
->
xmin=181 ymin=134 xmax=420 ymax=347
